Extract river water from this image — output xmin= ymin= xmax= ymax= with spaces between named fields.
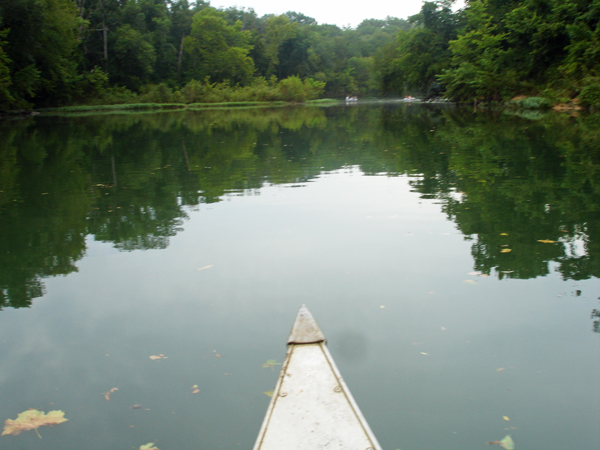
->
xmin=0 ymin=103 xmax=598 ymax=450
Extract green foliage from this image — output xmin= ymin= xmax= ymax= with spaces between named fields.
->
xmin=375 ymin=1 xmax=461 ymax=97
xmin=139 ymin=83 xmax=175 ymax=103
xmin=5 ymin=0 xmax=600 ymax=108
xmin=0 ymin=29 xmax=13 ymax=108
xmin=184 ymin=8 xmax=254 ymax=85
xmin=110 ymin=24 xmax=157 ymax=90
xmin=277 ymin=76 xmax=324 ymax=101
xmin=578 ymin=78 xmax=600 ymax=108
xmin=0 ymin=0 xmax=81 ymax=107
xmin=512 ymin=97 xmax=553 ymax=109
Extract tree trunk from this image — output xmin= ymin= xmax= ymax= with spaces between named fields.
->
xmin=102 ymin=18 xmax=108 ymax=72
xmin=177 ymin=34 xmax=185 ymax=79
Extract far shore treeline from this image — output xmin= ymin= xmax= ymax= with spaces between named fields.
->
xmin=1 ymin=0 xmax=600 ymax=110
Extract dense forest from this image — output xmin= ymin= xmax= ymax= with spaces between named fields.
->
xmin=0 ymin=0 xmax=410 ymax=108
xmin=376 ymin=0 xmax=600 ymax=107
xmin=1 ymin=0 xmax=600 ymax=109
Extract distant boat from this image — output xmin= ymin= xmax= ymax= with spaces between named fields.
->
xmin=253 ymin=305 xmax=382 ymax=450
xmin=346 ymin=96 xmax=358 ymax=102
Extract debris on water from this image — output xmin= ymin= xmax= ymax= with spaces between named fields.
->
xmin=139 ymin=443 xmax=159 ymax=450
xmin=131 ymin=404 xmax=142 ymax=409
xmin=103 ymin=387 xmax=118 ymax=401
xmin=487 ymin=434 xmax=514 ymax=449
xmin=262 ymin=359 xmax=281 ymax=370
xmin=2 ymin=409 xmax=68 ymax=438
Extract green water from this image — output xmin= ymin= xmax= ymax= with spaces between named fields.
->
xmin=0 ymin=103 xmax=598 ymax=450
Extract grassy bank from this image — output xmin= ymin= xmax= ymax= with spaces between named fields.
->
xmin=36 ymin=99 xmax=342 ymax=116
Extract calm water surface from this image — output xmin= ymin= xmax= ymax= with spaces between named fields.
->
xmin=0 ymin=104 xmax=598 ymax=450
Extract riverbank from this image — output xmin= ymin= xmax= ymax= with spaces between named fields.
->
xmin=0 ymin=99 xmax=343 ymax=119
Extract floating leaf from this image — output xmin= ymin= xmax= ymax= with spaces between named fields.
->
xmin=487 ymin=435 xmax=514 ymax=450
xmin=463 ymin=280 xmax=477 ymax=285
xmin=262 ymin=359 xmax=282 ymax=369
xmin=501 ymin=249 xmax=512 ymax=253
xmin=197 ymin=265 xmax=213 ymax=271
xmin=263 ymin=390 xmax=274 ymax=397
xmin=191 ymin=385 xmax=199 ymax=394
xmin=103 ymin=387 xmax=118 ymax=401
xmin=2 ymin=409 xmax=68 ymax=438
xmin=131 ymin=404 xmax=142 ymax=409
xmin=500 ymin=233 xmax=509 ymax=236
xmin=537 ymin=239 xmax=556 ymax=244
xmin=503 ymin=416 xmax=510 ymax=421
xmin=149 ymin=354 xmax=167 ymax=360
xmin=139 ymin=443 xmax=159 ymax=450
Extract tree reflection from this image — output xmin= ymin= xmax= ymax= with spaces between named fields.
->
xmin=380 ymin=107 xmax=600 ymax=282
xmin=0 ymin=105 xmax=599 ymax=317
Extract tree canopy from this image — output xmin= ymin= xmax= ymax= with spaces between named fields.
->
xmin=377 ymin=0 xmax=600 ymax=104
xmin=2 ymin=0 xmax=600 ymax=108
xmin=0 ymin=0 xmax=411 ymax=108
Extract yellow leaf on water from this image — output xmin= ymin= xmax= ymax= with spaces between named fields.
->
xmin=2 ymin=409 xmax=68 ymax=437
xmin=500 ymin=233 xmax=509 ymax=236
xmin=149 ymin=354 xmax=167 ymax=360
xmin=503 ymin=416 xmax=510 ymax=421
xmin=501 ymin=249 xmax=512 ymax=253
xmin=263 ymin=391 xmax=274 ymax=397
xmin=102 ymin=387 xmax=118 ymax=401
xmin=139 ymin=443 xmax=159 ymax=450
xmin=537 ymin=239 xmax=556 ymax=244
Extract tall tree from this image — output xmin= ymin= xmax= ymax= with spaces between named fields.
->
xmin=183 ymin=7 xmax=254 ymax=85
xmin=0 ymin=0 xmax=82 ymax=107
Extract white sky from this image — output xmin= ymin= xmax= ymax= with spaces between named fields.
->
xmin=210 ymin=0 xmax=427 ymax=28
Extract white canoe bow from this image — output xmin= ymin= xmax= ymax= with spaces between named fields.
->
xmin=253 ymin=305 xmax=382 ymax=450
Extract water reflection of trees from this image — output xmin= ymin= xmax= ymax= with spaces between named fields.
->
xmin=379 ymin=107 xmax=600 ymax=281
xmin=1 ymin=105 xmax=599 ymax=312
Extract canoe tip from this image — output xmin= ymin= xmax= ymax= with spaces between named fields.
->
xmin=287 ymin=305 xmax=326 ymax=345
